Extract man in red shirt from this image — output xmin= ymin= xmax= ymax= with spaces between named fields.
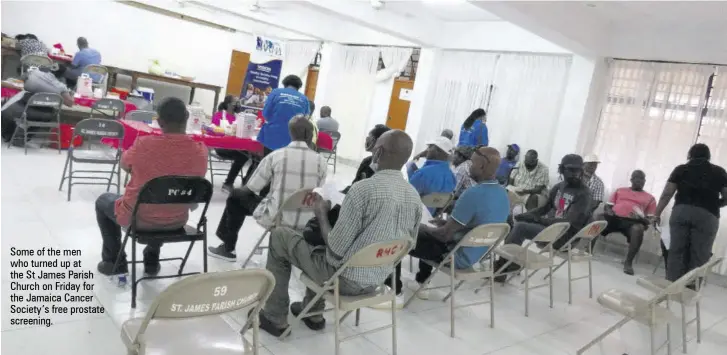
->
xmin=599 ymin=169 xmax=657 ymax=275
xmin=95 ymin=97 xmax=208 ymax=276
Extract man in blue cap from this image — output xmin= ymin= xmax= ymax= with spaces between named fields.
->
xmin=496 ymin=144 xmax=520 ymax=185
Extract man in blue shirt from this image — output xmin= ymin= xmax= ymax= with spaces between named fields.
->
xmin=496 ymin=143 xmax=520 ymax=184
xmin=258 ymin=75 xmax=310 ymax=151
xmin=407 ymin=137 xmax=456 ymax=212
xmin=65 ymin=37 xmax=102 ymax=85
xmin=383 ymin=146 xmax=509 ymax=303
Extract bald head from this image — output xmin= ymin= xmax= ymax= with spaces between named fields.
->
xmin=288 ymin=114 xmax=314 ymax=143
xmin=77 ymin=37 xmax=88 ymax=49
xmin=320 ymin=106 xmax=331 ymax=118
xmin=372 ymin=130 xmax=413 ymax=171
xmin=469 ymin=146 xmax=501 ymax=182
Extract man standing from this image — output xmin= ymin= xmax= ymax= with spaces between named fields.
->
xmin=384 ymin=146 xmax=509 ymax=302
xmin=495 ymin=154 xmax=592 ymax=281
xmin=508 ymin=149 xmax=550 ymax=210
xmin=496 ymin=143 xmax=520 ymax=185
xmin=255 ymin=130 xmax=421 ymax=336
xmin=315 ymin=105 xmax=339 ymax=133
xmin=407 ymin=137 xmax=456 ymax=208
xmin=583 ymin=154 xmax=605 ymax=206
xmin=599 ymin=170 xmax=656 ymax=275
xmin=65 ymin=37 xmax=102 ymax=86
xmin=258 ymin=75 xmax=310 ymax=151
xmin=208 ymin=116 xmax=327 ymax=261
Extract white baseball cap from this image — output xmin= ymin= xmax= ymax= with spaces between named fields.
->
xmin=426 ymin=137 xmax=454 ymax=155
xmin=584 ymin=154 xmax=600 ymax=163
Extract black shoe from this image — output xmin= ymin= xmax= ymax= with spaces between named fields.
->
xmin=623 ymin=263 xmax=635 ymax=276
xmin=249 ymin=309 xmax=288 ymax=337
xmin=208 ymin=244 xmax=237 ymax=262
xmin=493 ymin=259 xmax=519 ymax=283
xmin=291 ymin=302 xmax=326 ymax=331
xmin=97 ymin=260 xmax=128 ymax=276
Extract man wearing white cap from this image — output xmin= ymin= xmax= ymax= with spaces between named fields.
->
xmin=407 ymin=136 xmax=457 ymax=213
xmin=583 ymin=154 xmax=605 ymax=205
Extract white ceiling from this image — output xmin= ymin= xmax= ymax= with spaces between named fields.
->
xmin=384 ymin=1 xmax=500 ymax=22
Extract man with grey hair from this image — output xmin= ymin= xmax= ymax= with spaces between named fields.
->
xmin=209 ymin=115 xmax=328 ymax=261
xmin=315 ymin=105 xmax=339 ymax=133
xmin=65 ymin=36 xmax=102 ymax=86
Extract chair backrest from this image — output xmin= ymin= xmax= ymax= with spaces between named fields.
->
xmin=132 ymin=269 xmax=275 ymax=344
xmin=326 ymin=131 xmax=341 ymax=149
xmin=125 ymin=110 xmax=157 ymax=122
xmin=421 ymin=192 xmax=452 ymax=209
xmin=83 ymin=64 xmax=109 ymax=76
xmin=135 ymin=176 xmax=213 ymax=205
xmin=91 ymin=98 xmax=126 ymax=119
xmin=24 ymin=92 xmax=63 ymax=112
xmin=559 ymin=220 xmax=608 ymax=251
xmin=694 ymin=256 xmax=724 ymax=281
xmin=279 ymin=188 xmax=317 ymax=211
xmin=457 ymin=223 xmax=511 ymax=248
xmin=21 ymin=54 xmax=52 ymax=69
xmin=345 ymin=239 xmax=412 ymax=268
xmin=73 ymin=118 xmax=124 ymax=140
xmin=531 ymin=222 xmax=571 ymax=244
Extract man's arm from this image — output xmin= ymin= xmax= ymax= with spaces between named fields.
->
xmin=519 ymin=185 xmax=557 ymax=220
xmin=245 ymin=154 xmax=274 ymax=196
xmin=541 ymin=188 xmax=592 ymax=227
xmin=120 ymin=139 xmax=142 ymax=173
xmin=61 ymin=91 xmax=74 ymax=107
xmin=407 ymin=161 xmax=419 ymax=178
xmin=419 ymin=218 xmax=467 ymax=244
xmin=409 ymin=171 xmax=427 ymax=195
xmin=655 ymin=166 xmax=682 ymax=222
xmin=322 ymin=186 xmax=364 ymax=260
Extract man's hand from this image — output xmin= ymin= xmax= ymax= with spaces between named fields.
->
xmin=653 ymin=215 xmax=661 ymax=226
xmin=514 ymin=213 xmax=537 ymax=223
xmin=313 ymin=195 xmax=331 ymax=221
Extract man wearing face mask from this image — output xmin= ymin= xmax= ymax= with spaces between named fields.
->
xmin=494 ymin=154 xmax=592 ymax=282
xmin=508 ymin=149 xmax=549 ymax=210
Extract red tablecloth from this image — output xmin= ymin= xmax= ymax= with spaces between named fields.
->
xmin=49 ymin=54 xmax=73 ymax=63
xmin=103 ymin=120 xmax=334 ymax=152
xmin=1 ymin=87 xmax=137 ymax=112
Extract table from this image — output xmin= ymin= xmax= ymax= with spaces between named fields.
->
xmin=1 ymin=44 xmax=73 ymax=63
xmin=104 ymin=65 xmax=222 ymax=114
xmin=1 ymin=86 xmax=138 ymax=113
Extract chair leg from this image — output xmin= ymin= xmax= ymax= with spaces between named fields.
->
xmin=131 ymin=238 xmax=137 ymax=309
xmin=442 ymin=280 xmax=464 ymax=303
xmin=650 ymin=325 xmax=656 ymax=355
xmin=355 ymin=309 xmax=360 ymax=326
xmin=576 ymin=317 xmax=631 ymax=355
xmin=202 ymin=230 xmax=208 ymax=273
xmin=409 ymin=256 xmax=413 ymax=272
xmin=178 ymin=241 xmax=195 ymax=275
xmin=252 ymin=311 xmax=260 ymax=355
xmin=524 ymin=269 xmax=530 ymax=317
xmin=23 ymin=127 xmax=28 ymax=155
xmin=696 ymin=301 xmax=702 ymax=343
xmin=67 ymin=158 xmax=73 ymax=201
xmin=392 ymin=290 xmax=398 ymax=355
xmin=681 ymin=303 xmax=687 ymax=353
xmin=450 ymin=260 xmax=455 ymax=338
xmin=588 ymin=258 xmax=593 ymax=299
xmin=106 ymin=162 xmax=117 ymax=192
xmin=207 ymin=153 xmax=215 ymax=186
xmin=57 ymin=124 xmax=61 ymax=154
xmin=7 ymin=126 xmax=18 ymax=148
xmin=334 ymin=279 xmax=341 ymax=355
xmin=116 ymin=161 xmax=121 ymax=194
xmin=567 ymin=255 xmax=573 ymax=305
xmin=489 ymin=275 xmax=495 ymax=328
xmin=241 ymin=230 xmax=270 ymax=268
xmin=549 ymin=265 xmax=554 ymax=308
xmin=58 ymin=153 xmax=70 ymax=191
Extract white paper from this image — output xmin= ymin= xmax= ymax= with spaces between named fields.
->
xmin=313 ymin=181 xmax=345 ymax=206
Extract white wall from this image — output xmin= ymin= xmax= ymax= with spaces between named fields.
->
xmin=440 ymin=22 xmax=570 ymax=54
xmin=1 ymin=1 xmax=256 ymax=114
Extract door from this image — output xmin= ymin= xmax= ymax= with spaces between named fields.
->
xmin=226 ymin=50 xmax=250 ymax=97
xmin=304 ymin=66 xmax=319 ymax=101
xmin=386 ymin=78 xmax=415 ymax=130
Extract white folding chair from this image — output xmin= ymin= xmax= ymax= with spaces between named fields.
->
xmin=410 ymin=192 xmax=453 ymax=270
xmin=241 ymin=189 xmax=316 ymax=268
xmin=121 ymin=269 xmax=275 ymax=355
xmin=20 ymin=54 xmax=52 ymax=74
xmin=523 ymin=221 xmax=608 ymax=304
xmin=404 ymin=223 xmax=511 ymax=337
xmin=492 ymin=222 xmax=571 ymax=316
xmin=636 ymin=257 xmax=724 ymax=353
xmin=82 ymin=64 xmax=109 ymax=95
xmin=576 ymin=263 xmax=708 ymax=355
xmin=281 ymin=238 xmax=412 ymax=355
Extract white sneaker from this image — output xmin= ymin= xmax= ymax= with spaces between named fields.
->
xmin=407 ymin=280 xmax=430 ymax=300
xmin=369 ymin=287 xmax=404 ymax=310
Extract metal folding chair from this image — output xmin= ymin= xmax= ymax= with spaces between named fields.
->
xmin=82 ymin=64 xmax=109 ymax=94
xmin=206 ymin=149 xmax=251 ymax=187
xmin=91 ymin=98 xmax=126 ymax=119
xmin=521 ymin=221 xmax=608 ymax=305
xmin=121 ymin=269 xmax=275 ymax=355
xmin=404 ymin=223 xmax=511 ymax=337
xmin=20 ymin=54 xmax=52 ymax=74
xmin=491 ymin=222 xmax=571 ymax=316
xmin=115 ymin=176 xmax=213 ymax=308
xmin=282 ymin=239 xmax=412 ymax=355
xmin=576 ymin=259 xmax=714 ymax=355
xmin=241 ymin=189 xmax=317 ymax=268
xmin=409 ymin=192 xmax=453 ymax=271
xmin=7 ymin=92 xmax=63 ymax=155
xmin=319 ymin=131 xmax=340 ymax=173
xmin=58 ymin=118 xmax=123 ymax=201
xmin=636 ymin=257 xmax=724 ymax=354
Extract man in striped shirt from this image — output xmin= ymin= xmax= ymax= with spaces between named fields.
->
xmin=208 ymin=115 xmax=327 ymax=261
xmin=255 ymin=130 xmax=421 ymax=337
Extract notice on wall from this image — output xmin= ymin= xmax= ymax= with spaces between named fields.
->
xmin=399 ymin=88 xmax=413 ymax=101
xmin=6 ymin=247 xmax=105 ymax=328
xmin=239 ymin=35 xmax=285 ymax=114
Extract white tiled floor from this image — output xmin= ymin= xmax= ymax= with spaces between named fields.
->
xmin=2 ymin=145 xmax=727 ymax=354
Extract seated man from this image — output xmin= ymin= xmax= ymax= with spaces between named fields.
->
xmin=384 ymin=146 xmax=509 ymax=303
xmin=95 ymin=98 xmax=208 ymax=275
xmin=508 ymin=149 xmax=549 ymax=210
xmin=411 ymin=129 xmax=455 ymax=160
xmin=315 ymin=105 xmax=339 ymax=133
xmin=407 ymin=137 xmax=456 ymax=212
xmin=65 ymin=37 xmax=102 ymax=86
xmin=255 ymin=130 xmax=421 ymax=336
xmin=583 ymin=154 xmax=606 ymax=208
xmin=452 ymin=145 xmax=476 ymax=198
xmin=495 ymin=154 xmax=592 ymax=281
xmin=496 ymin=143 xmax=519 ymax=185
xmin=599 ymin=170 xmax=656 ymax=275
xmin=208 ymin=116 xmax=327 ymax=261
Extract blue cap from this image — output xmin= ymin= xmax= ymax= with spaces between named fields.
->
xmin=508 ymin=144 xmax=520 ymax=152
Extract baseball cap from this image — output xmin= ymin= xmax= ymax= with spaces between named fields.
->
xmin=561 ymin=154 xmax=584 ymax=169
xmin=508 ymin=144 xmax=520 ymax=153
xmin=426 ymin=136 xmax=454 ymax=154
xmin=584 ymin=154 xmax=600 ymax=163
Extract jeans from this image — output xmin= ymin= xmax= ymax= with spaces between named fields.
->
xmin=385 ymin=229 xmax=449 ymax=294
xmin=666 ymin=205 xmax=718 ymax=281
xmin=215 ymin=149 xmax=251 ymax=186
xmin=263 ymin=227 xmax=374 ymax=326
xmin=95 ymin=192 xmax=161 ymax=265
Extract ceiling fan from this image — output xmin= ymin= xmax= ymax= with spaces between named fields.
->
xmin=247 ymin=0 xmax=283 ymax=14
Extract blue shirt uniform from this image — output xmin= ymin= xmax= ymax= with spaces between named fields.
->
xmin=258 ymin=87 xmax=310 ymax=150
xmin=458 ymin=120 xmax=488 ymax=147
xmin=408 ymin=160 xmax=456 ymax=213
xmin=495 ymin=158 xmax=517 ymax=185
xmin=450 ymin=180 xmax=510 ymax=268
xmin=71 ymin=48 xmax=102 ymax=82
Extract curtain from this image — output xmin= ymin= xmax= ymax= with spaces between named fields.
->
xmin=415 ymin=51 xmax=500 ymax=153
xmin=280 ymin=41 xmax=321 ymax=86
xmin=318 ymin=45 xmax=380 ymax=161
xmin=377 ymin=47 xmax=413 ymax=81
xmin=486 ymin=54 xmax=571 ymax=159
xmin=697 ymin=66 xmax=727 ymax=274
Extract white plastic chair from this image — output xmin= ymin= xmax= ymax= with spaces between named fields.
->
xmin=492 ymin=222 xmax=571 ymax=316
xmin=404 ymin=223 xmax=511 ymax=337
xmin=282 ymin=238 xmax=412 ymax=355
xmin=241 ymin=189 xmax=316 ymax=268
xmin=636 ymin=257 xmax=724 ymax=353
xmin=121 ymin=269 xmax=275 ymax=355
xmin=576 ymin=262 xmax=711 ymax=355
